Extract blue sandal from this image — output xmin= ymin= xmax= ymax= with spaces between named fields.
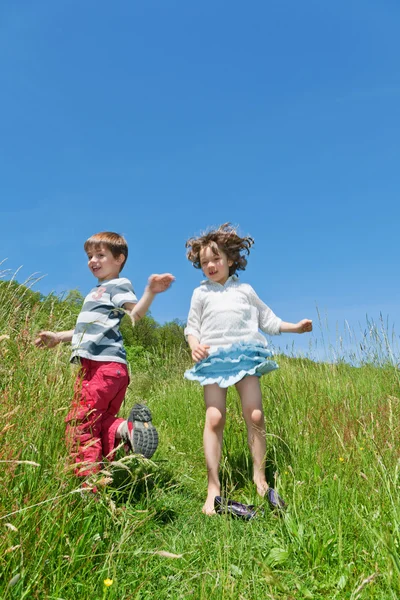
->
xmin=214 ymin=496 xmax=262 ymax=520
xmin=266 ymin=488 xmax=286 ymax=510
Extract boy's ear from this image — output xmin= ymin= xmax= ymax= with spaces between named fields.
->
xmin=116 ymin=253 xmax=125 ymax=266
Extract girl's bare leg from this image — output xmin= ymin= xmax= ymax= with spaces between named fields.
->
xmin=235 ymin=376 xmax=269 ymax=497
xmin=202 ymin=384 xmax=227 ymax=515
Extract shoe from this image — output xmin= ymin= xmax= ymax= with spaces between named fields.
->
xmin=266 ymin=488 xmax=286 ymax=510
xmin=214 ymin=496 xmax=262 ymax=521
xmin=121 ymin=403 xmax=159 ymax=459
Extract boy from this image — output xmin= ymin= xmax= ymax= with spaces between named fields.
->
xmin=35 ymin=231 xmax=174 ymax=480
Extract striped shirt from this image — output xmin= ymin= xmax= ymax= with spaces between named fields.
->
xmin=70 ymin=277 xmax=137 ymax=364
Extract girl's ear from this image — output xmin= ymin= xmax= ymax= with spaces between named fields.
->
xmin=228 ymin=260 xmax=233 ymax=267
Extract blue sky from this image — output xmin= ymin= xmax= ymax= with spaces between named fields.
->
xmin=1 ymin=1 xmax=399 ymax=361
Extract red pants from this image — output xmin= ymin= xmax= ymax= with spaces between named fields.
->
xmin=65 ymin=359 xmax=129 ymax=477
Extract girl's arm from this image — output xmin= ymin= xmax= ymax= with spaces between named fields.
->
xmin=248 ymin=285 xmax=282 ymax=335
xmin=187 ymin=334 xmax=210 ymax=362
xmin=35 ymin=330 xmax=75 ymax=348
xmin=124 ymin=273 xmax=175 ymax=323
xmin=279 ymin=319 xmax=312 ymax=334
xmin=184 ymin=288 xmax=210 ymax=362
xmin=249 ymin=286 xmax=312 ymax=335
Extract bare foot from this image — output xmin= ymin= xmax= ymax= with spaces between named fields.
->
xmin=202 ymin=486 xmax=220 ymax=515
xmin=202 ymin=498 xmax=216 ymax=515
xmin=254 ymin=479 xmax=269 ymax=498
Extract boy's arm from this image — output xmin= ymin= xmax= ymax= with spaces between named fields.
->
xmin=279 ymin=320 xmax=313 ymax=334
xmin=124 ymin=273 xmax=174 ymax=323
xmin=35 ymin=330 xmax=74 ymax=348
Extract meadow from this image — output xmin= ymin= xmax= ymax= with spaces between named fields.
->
xmin=1 ymin=276 xmax=400 ymax=599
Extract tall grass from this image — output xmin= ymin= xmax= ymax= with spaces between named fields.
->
xmin=1 ymin=280 xmax=400 ymax=598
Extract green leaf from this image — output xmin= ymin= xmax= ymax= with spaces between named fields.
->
xmin=266 ymin=547 xmax=289 ymax=567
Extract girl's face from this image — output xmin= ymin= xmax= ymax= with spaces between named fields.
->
xmin=199 ymin=245 xmax=233 ymax=285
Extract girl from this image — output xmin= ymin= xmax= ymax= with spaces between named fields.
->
xmin=184 ymin=223 xmax=312 ymax=515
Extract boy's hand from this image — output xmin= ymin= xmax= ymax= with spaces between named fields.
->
xmin=192 ymin=344 xmax=210 ymax=362
xmin=34 ymin=331 xmax=60 ymax=349
xmin=296 ymin=319 xmax=313 ymax=333
xmin=147 ymin=273 xmax=175 ymax=294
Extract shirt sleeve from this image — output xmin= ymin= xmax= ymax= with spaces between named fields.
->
xmin=248 ymin=286 xmax=281 ymax=335
xmin=184 ymin=288 xmax=202 ymax=341
xmin=111 ymin=278 xmax=138 ymax=308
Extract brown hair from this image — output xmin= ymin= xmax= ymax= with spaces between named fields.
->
xmin=185 ymin=223 xmax=254 ymax=276
xmin=84 ymin=232 xmax=128 ymax=272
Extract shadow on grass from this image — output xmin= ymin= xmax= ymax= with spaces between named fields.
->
xmin=107 ymin=457 xmax=184 ymax=523
xmin=220 ymin=440 xmax=292 ymax=496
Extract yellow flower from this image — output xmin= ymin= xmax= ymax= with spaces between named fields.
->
xmin=339 ymin=457 xmax=344 ymax=462
xmin=359 ymin=447 xmax=364 ymax=451
xmin=104 ymin=578 xmax=113 ymax=587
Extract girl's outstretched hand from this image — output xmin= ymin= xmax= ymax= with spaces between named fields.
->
xmin=192 ymin=344 xmax=210 ymax=362
xmin=296 ymin=319 xmax=313 ymax=333
xmin=35 ymin=331 xmax=60 ymax=348
xmin=147 ymin=273 xmax=175 ymax=294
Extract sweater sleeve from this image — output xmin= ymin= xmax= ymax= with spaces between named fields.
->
xmin=184 ymin=288 xmax=202 ymax=341
xmin=248 ymin=286 xmax=281 ymax=336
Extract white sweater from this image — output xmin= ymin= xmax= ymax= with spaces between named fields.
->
xmin=184 ymin=275 xmax=281 ymax=351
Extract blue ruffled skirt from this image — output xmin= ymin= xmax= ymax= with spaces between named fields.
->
xmin=184 ymin=342 xmax=279 ymax=388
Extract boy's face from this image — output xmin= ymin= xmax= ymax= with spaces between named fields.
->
xmin=86 ymin=244 xmax=124 ymax=282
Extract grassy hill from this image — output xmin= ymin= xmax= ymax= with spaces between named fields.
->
xmin=1 ymin=278 xmax=400 ymax=599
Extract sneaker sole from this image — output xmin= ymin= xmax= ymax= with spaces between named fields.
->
xmin=127 ymin=404 xmax=159 ymax=458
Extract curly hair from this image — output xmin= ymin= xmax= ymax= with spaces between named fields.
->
xmin=185 ymin=223 xmax=254 ymax=276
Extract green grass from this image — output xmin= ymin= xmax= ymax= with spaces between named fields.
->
xmin=1 ymin=285 xmax=400 ymax=598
